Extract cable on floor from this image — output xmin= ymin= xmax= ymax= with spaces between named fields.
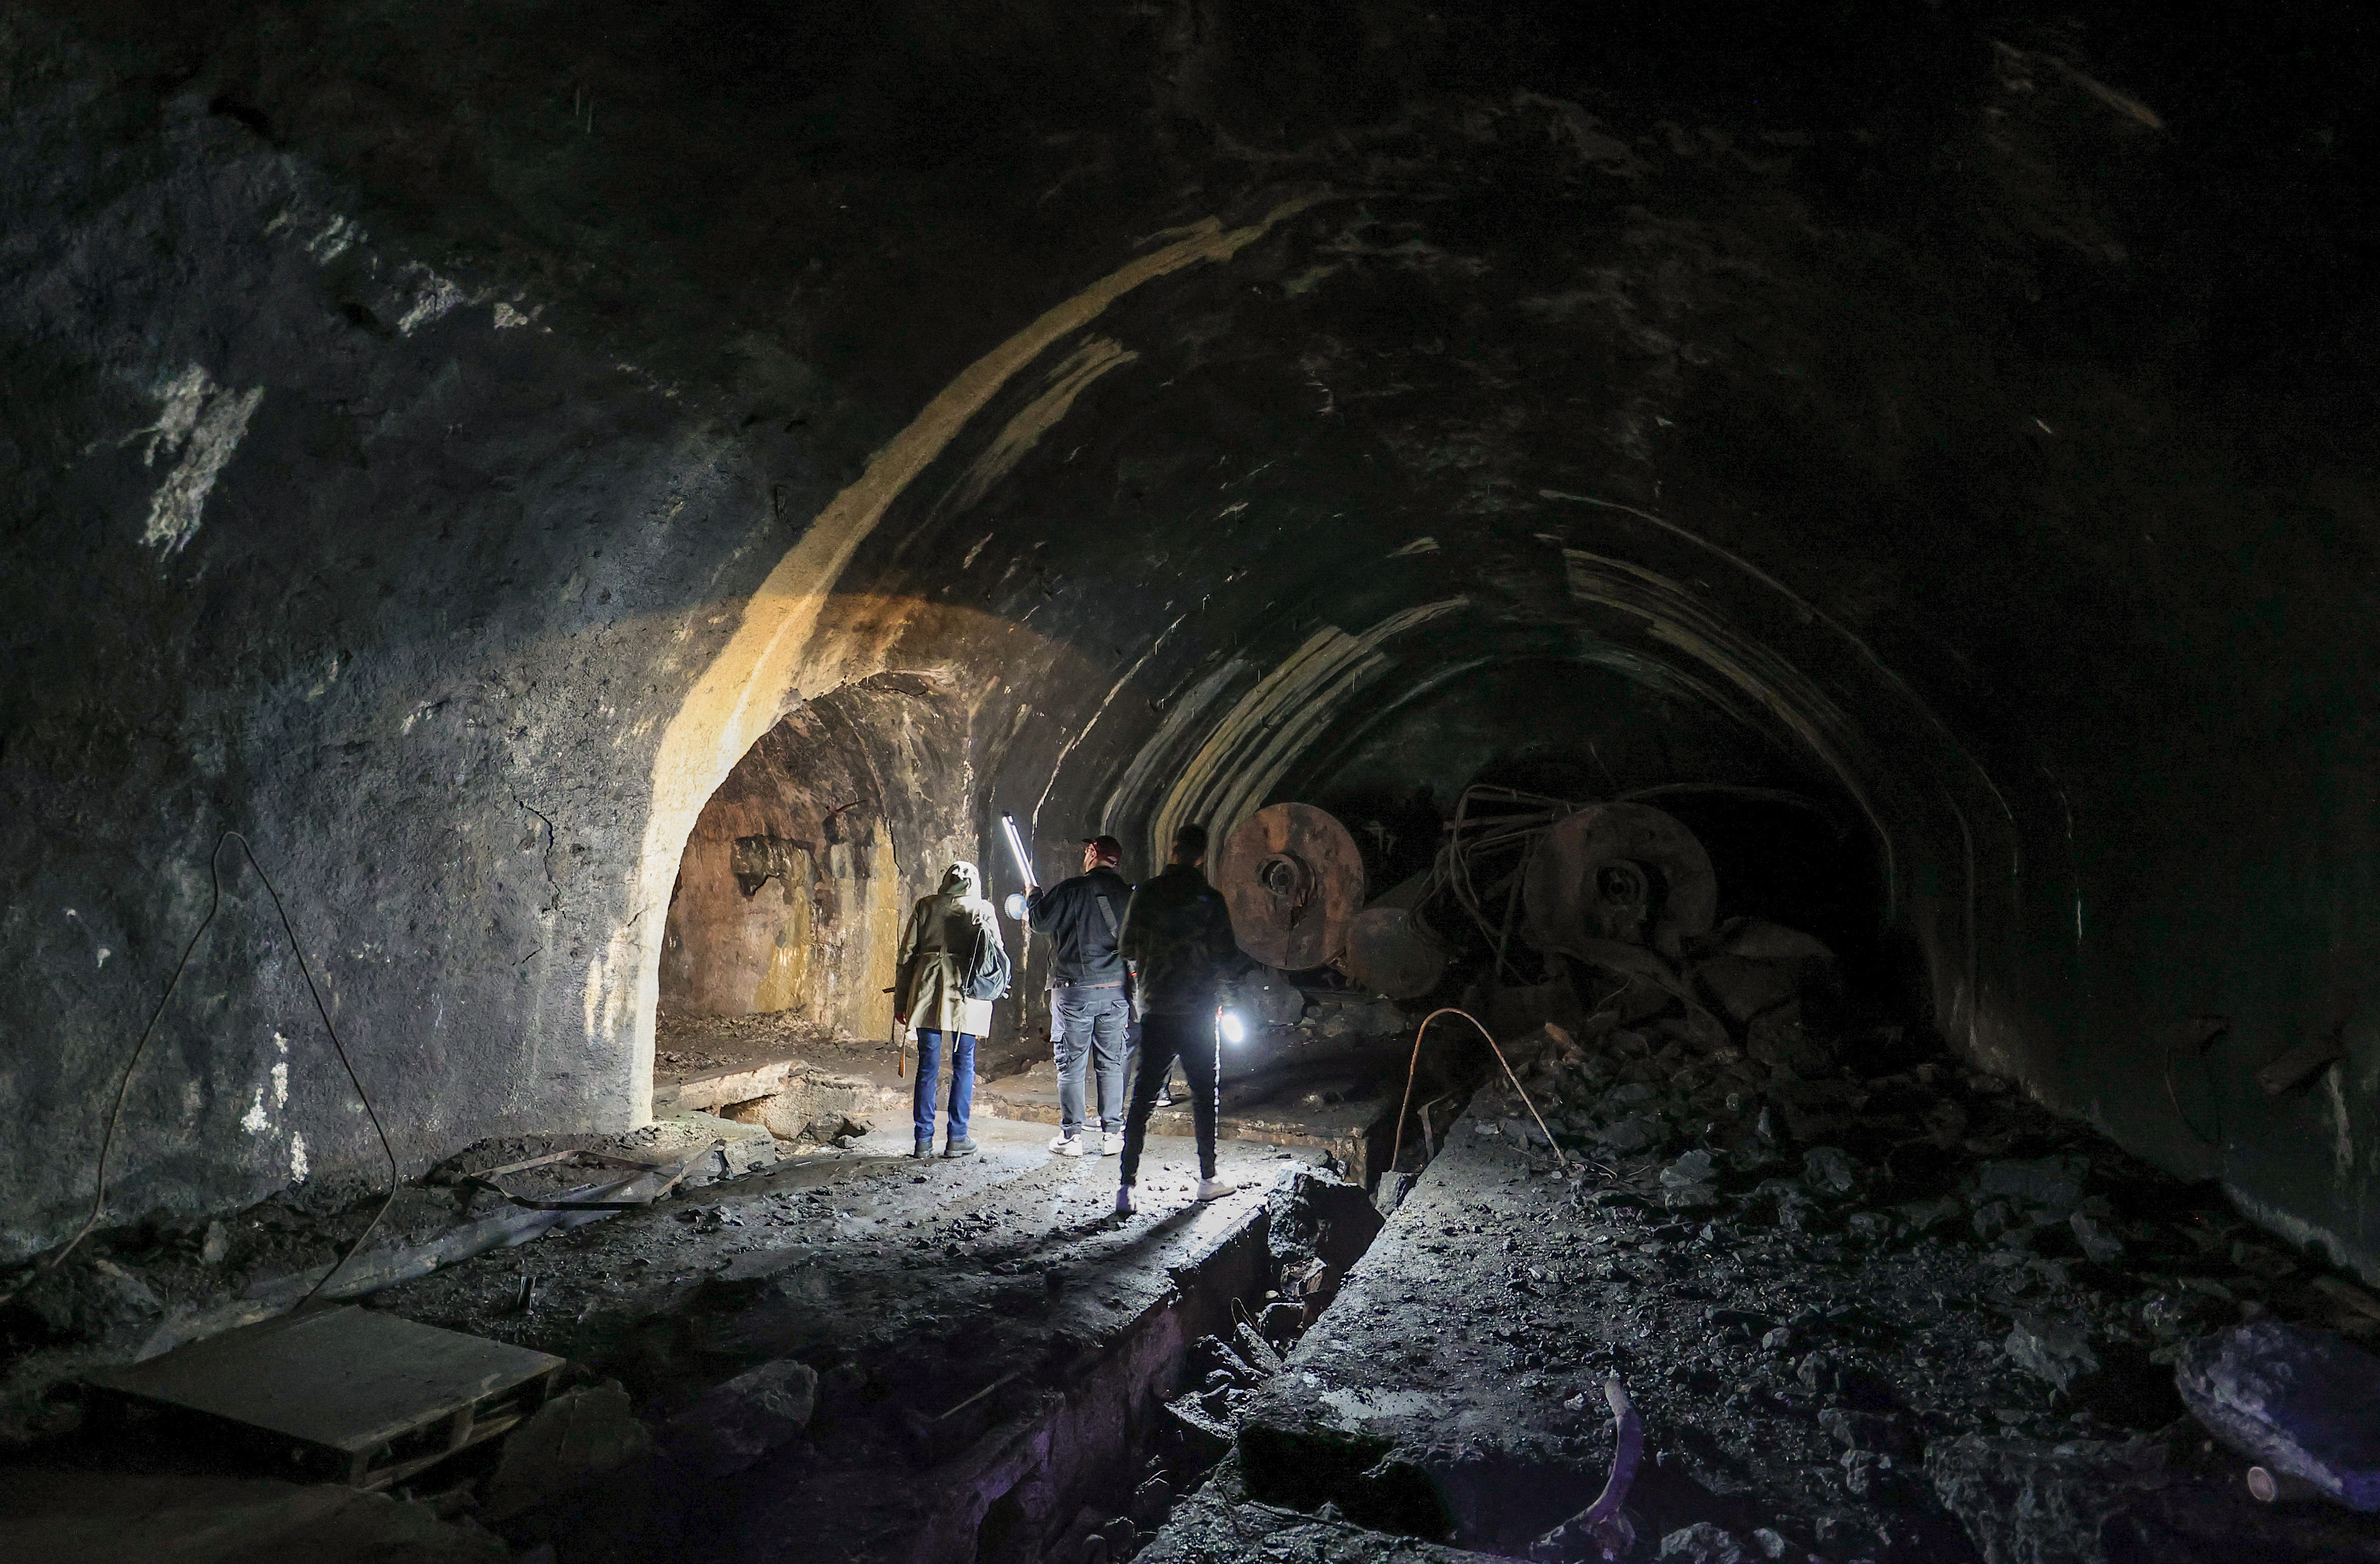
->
xmin=0 ymin=830 xmax=400 ymax=1311
xmin=1389 ymin=1006 xmax=1568 ymax=1177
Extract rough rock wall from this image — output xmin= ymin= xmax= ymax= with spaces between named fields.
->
xmin=660 ymin=718 xmax=896 ymax=1026
xmin=0 ymin=105 xmax=714 ymax=1254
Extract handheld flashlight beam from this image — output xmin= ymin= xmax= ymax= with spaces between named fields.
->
xmin=999 ymin=813 xmax=1036 ymax=892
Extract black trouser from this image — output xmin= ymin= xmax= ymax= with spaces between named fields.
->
xmin=1119 ymin=1008 xmax=1220 ymax=1185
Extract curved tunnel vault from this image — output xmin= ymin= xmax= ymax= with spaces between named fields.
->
xmin=7 ymin=0 xmax=2379 ymax=1295
xmin=611 ymin=100 xmax=2338 ymax=1281
xmin=632 ymin=186 xmax=2013 ymax=1090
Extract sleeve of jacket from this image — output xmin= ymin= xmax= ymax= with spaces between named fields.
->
xmin=1118 ymin=885 xmax=1150 ymax=965
xmin=1026 ymin=876 xmax=1080 ymax=936
xmin=893 ymin=898 xmax=926 ymax=1012
xmin=1204 ymin=888 xmax=1249 ymax=977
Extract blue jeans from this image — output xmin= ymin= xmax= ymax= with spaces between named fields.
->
xmin=1053 ymin=985 xmax=1129 ymax=1137
xmin=912 ymin=1030 xmax=977 ymax=1145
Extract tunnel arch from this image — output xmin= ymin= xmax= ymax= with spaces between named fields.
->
xmin=10 ymin=0 xmax=2374 ymax=1288
xmin=613 ymin=206 xmax=1316 ymax=1121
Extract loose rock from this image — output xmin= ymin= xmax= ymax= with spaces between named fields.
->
xmin=483 ymin=1381 xmax=655 ymax=1522
xmin=2173 ymin=1320 xmax=2380 ymax=1511
xmin=1975 ymin=1158 xmax=2087 ymax=1214
xmin=1801 ymin=1147 xmax=1860 ymax=1199
xmin=1926 ymin=1433 xmax=2169 ymax=1564
xmin=2004 ymin=1313 xmax=2100 ymax=1397
xmin=1658 ymin=1521 xmax=1750 ymax=1562
xmin=660 ymin=1359 xmax=818 ymax=1479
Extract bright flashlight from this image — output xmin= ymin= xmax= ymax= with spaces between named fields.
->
xmin=998 ymin=812 xmax=1035 ymax=891
xmin=1218 ymin=1009 xmax=1248 ymax=1045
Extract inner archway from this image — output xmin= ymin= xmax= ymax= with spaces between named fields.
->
xmin=652 ymin=673 xmax=973 ymax=1120
xmin=658 ymin=706 xmax=902 ymax=1035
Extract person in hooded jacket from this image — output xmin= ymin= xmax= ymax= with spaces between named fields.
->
xmin=894 ymin=860 xmax=1008 ymax=1159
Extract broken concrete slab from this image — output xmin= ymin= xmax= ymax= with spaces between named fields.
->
xmin=2175 ymin=1320 xmax=2380 ymax=1511
xmin=1234 ymin=1093 xmax=1638 ymax=1552
xmin=85 ymin=1304 xmax=564 ymax=1489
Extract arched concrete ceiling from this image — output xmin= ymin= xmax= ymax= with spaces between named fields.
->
xmin=4 ymin=0 xmax=2378 ymax=1283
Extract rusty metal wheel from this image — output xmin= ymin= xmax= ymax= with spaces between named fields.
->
xmin=1214 ymin=803 xmax=1367 ymax=972
xmin=1520 ymin=802 xmax=1717 ymax=964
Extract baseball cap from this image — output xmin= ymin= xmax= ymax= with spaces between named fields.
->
xmin=1082 ymin=835 xmax=1124 ymax=865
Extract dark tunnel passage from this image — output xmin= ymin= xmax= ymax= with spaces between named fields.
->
xmin=5 ymin=1 xmax=2380 ymax=1560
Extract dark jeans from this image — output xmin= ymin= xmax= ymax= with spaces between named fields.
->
xmin=1053 ymin=984 xmax=1130 ymax=1136
xmin=1119 ymin=1008 xmax=1219 ymax=1185
xmin=912 ymin=1030 xmax=976 ymax=1145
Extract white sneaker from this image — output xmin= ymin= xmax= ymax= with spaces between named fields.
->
xmin=1194 ymin=1177 xmax=1238 ymax=1202
xmin=1050 ymin=1132 xmax=1084 ymax=1158
xmin=1115 ymin=1185 xmax=1135 ymax=1216
xmin=1095 ymin=1130 xmax=1120 ymax=1156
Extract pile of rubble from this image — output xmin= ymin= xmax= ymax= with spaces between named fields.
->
xmin=1407 ymin=1005 xmax=2380 ymax=1562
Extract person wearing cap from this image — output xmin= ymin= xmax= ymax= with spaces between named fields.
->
xmin=1025 ymin=835 xmax=1135 ymax=1157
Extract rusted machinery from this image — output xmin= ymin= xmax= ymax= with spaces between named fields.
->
xmin=1214 ymin=803 xmax=1367 ymax=973
xmin=1342 ymin=903 xmax=1447 ymax=1000
xmin=1518 ymin=800 xmax=1718 ymax=964
xmin=1211 ymin=788 xmax=1832 ymax=1022
xmin=1212 ymin=803 xmax=1452 ymax=998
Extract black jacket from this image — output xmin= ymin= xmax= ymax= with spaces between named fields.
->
xmin=1119 ymin=863 xmax=1246 ymax=1014
xmin=1026 ymin=867 xmax=1134 ymax=987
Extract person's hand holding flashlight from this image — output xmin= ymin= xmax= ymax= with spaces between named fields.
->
xmin=999 ymin=813 xmax=1035 ymax=921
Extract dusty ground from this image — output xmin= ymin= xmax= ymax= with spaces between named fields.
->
xmin=369 ymin=1115 xmax=1320 ymax=1562
xmin=7 ymin=1114 xmax=1334 ymax=1563
xmin=15 ymin=997 xmax=2380 ymax=1564
xmin=655 ymin=1007 xmax=897 ymax=1088
xmin=655 ymin=1000 xmax=1407 ymax=1177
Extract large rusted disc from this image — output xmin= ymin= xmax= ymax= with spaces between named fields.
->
xmin=1215 ymin=803 xmax=1367 ymax=972
xmin=1344 ymin=906 xmax=1447 ymax=999
xmin=1521 ymin=802 xmax=1717 ymax=964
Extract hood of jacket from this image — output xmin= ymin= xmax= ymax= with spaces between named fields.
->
xmin=938 ymin=860 xmax=983 ymax=901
